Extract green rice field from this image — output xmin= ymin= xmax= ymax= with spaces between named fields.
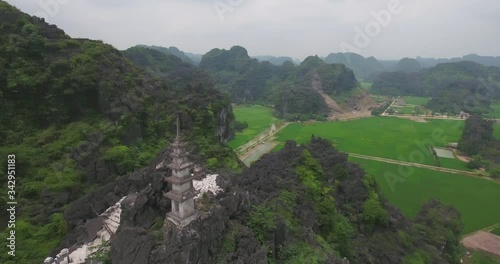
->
xmin=228 ymin=105 xmax=277 ymax=148
xmin=438 ymin=157 xmax=472 ymax=171
xmin=360 ymin=82 xmax=373 ymax=90
xmin=233 ymin=106 xmax=500 ymax=235
xmin=390 ymin=105 xmax=419 ymax=115
xmin=349 ymin=157 xmax=500 ymax=234
xmin=276 ymin=117 xmax=465 ymax=168
xmin=402 ymin=96 xmax=430 ymax=106
xmin=486 ymin=103 xmax=500 ymax=119
xmin=465 ymin=251 xmax=500 ymax=264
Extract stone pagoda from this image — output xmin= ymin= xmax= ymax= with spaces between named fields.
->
xmin=164 ymin=119 xmax=199 ymax=227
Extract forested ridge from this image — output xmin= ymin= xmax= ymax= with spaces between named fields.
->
xmin=0 ymin=2 xmax=240 ymax=262
xmin=199 ymin=46 xmax=359 ymax=120
xmin=371 ymin=61 xmax=500 ymax=114
xmin=0 ymin=1 xmax=470 ymax=264
xmin=226 ymin=138 xmax=464 ymax=263
xmin=458 ymin=115 xmax=500 ymax=176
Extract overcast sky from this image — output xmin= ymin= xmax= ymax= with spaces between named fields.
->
xmin=6 ymin=0 xmax=500 ymax=60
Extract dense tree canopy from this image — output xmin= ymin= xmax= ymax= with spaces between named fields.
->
xmin=199 ymin=49 xmax=358 ymax=120
xmin=371 ymin=61 xmax=500 ymax=114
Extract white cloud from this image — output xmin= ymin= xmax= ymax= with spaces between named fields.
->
xmin=5 ymin=0 xmax=500 ymax=60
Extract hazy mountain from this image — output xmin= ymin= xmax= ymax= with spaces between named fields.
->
xmin=199 ymin=47 xmax=358 ymax=120
xmin=253 ymin=55 xmax=295 ymax=66
xmin=184 ymin=52 xmax=203 ymax=65
xmin=136 ymin=45 xmax=196 ymax=65
xmin=324 ymin=52 xmax=385 ymax=81
xmin=416 ymin=54 xmax=500 ymax=68
xmin=372 ymin=61 xmax=500 ymax=114
xmin=395 ymin=57 xmax=422 ymax=72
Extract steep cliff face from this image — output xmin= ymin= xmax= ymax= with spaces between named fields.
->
xmin=0 ymin=2 xmax=240 ymax=263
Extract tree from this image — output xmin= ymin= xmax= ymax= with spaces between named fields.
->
xmin=415 ymin=199 xmax=463 ymax=264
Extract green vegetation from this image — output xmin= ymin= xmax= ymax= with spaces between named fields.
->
xmin=350 ymin=157 xmax=500 ymax=234
xmin=495 ymin=124 xmax=500 ymax=140
xmin=459 ymin=115 xmax=500 ymax=175
xmin=241 ymin=138 xmax=464 ymax=263
xmin=228 ymin=105 xmax=277 ymax=148
xmin=370 ymin=95 xmax=390 ymax=103
xmin=360 ymin=81 xmax=373 ymax=90
xmin=371 ymin=61 xmax=500 ymax=115
xmin=0 ymin=2 xmax=241 ymax=263
xmin=491 ymin=227 xmax=500 ymax=236
xmin=389 ymin=105 xmax=421 ymax=115
xmin=276 ymin=117 xmax=464 ymax=168
xmin=402 ymin=96 xmax=430 ymax=106
xmin=439 ymin=157 xmax=472 ymax=171
xmin=199 ymin=47 xmax=358 ymax=120
xmin=485 ymin=103 xmax=500 ymax=119
xmin=466 ymin=251 xmax=500 ymax=264
xmin=323 ymin=52 xmax=385 ymax=81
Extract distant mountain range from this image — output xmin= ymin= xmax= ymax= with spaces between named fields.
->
xmin=128 ymin=45 xmax=500 ymax=81
xmin=252 ymin=55 xmax=297 ymax=66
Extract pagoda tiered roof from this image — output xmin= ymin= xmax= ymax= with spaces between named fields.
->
xmin=165 ymin=174 xmax=196 ymax=185
xmin=170 ymin=151 xmax=189 ymax=160
xmin=171 ymin=137 xmax=188 ymax=148
xmin=164 ymin=188 xmax=197 ymax=202
xmin=168 ymin=160 xmax=192 ymax=171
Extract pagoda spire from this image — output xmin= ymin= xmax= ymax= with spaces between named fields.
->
xmin=164 ymin=115 xmax=199 ymax=227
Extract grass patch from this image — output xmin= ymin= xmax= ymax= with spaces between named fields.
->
xmin=390 ymin=105 xmax=418 ymax=115
xmin=402 ymin=96 xmax=430 ymax=106
xmin=485 ymin=103 xmax=500 ymax=119
xmin=492 ymin=227 xmax=500 ymax=236
xmin=360 ymin=82 xmax=373 ymax=91
xmin=228 ymin=105 xmax=277 ymax=148
xmin=439 ymin=157 xmax=473 ymax=171
xmin=464 ymin=251 xmax=500 ymax=264
xmin=370 ymin=95 xmax=389 ymax=103
xmin=494 ymin=124 xmax=500 ymax=140
xmin=276 ymin=117 xmax=464 ymax=167
xmin=349 ymin=157 xmax=500 ymax=234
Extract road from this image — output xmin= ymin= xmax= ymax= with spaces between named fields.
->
xmin=348 ymin=153 xmax=499 ymax=183
xmin=237 ymin=122 xmax=290 ymax=167
xmin=381 ymin=96 xmax=399 ymax=116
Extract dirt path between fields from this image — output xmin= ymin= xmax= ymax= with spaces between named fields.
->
xmin=348 ymin=153 xmax=498 ymax=182
xmin=237 ymin=123 xmax=290 ymax=166
xmin=462 ymin=231 xmax=500 ymax=257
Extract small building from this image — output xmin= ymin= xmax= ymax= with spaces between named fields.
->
xmin=395 ymin=98 xmax=406 ymax=106
xmin=459 ymin=111 xmax=470 ymax=119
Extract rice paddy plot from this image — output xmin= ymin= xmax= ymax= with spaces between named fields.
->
xmin=349 ymin=157 xmax=500 ymax=234
xmin=229 ymin=105 xmax=278 ymax=148
xmin=402 ymin=96 xmax=430 ymax=106
xmin=360 ymin=82 xmax=373 ymax=91
xmin=370 ymin=95 xmax=389 ymax=103
xmin=276 ymin=116 xmax=465 ymax=167
xmin=439 ymin=157 xmax=472 ymax=171
xmin=494 ymin=124 xmax=500 ymax=140
xmin=390 ymin=105 xmax=419 ymax=115
xmin=485 ymin=103 xmax=500 ymax=119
